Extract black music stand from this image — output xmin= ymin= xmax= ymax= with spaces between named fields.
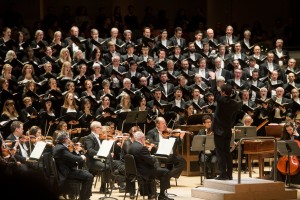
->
xmin=277 ymin=141 xmax=300 ymax=187
xmin=121 ymin=110 xmax=148 ymax=133
xmin=233 ymin=126 xmax=257 ymax=140
xmin=191 ymin=135 xmax=215 ymax=185
xmin=95 ymin=140 xmax=118 ymax=200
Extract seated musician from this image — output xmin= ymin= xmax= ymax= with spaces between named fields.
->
xmin=146 ymin=117 xmax=186 ymax=180
xmin=271 ymin=122 xmax=300 ymax=183
xmin=53 ymin=133 xmax=93 ymax=200
xmin=197 ymin=115 xmax=217 ymax=179
xmin=129 ymin=131 xmax=174 ymax=200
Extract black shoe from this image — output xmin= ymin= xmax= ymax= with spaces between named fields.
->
xmin=99 ymin=189 xmax=110 ymax=194
xmin=129 ymin=193 xmax=135 ymax=199
xmin=214 ymin=175 xmax=229 ymax=180
xmin=148 ymin=194 xmax=156 ymax=199
xmin=158 ymin=195 xmax=174 ymax=200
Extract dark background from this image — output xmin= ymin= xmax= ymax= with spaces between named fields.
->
xmin=0 ymin=0 xmax=299 ymax=48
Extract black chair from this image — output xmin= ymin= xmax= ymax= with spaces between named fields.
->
xmin=123 ymin=154 xmax=157 ymax=200
xmin=50 ymin=157 xmax=81 ymax=200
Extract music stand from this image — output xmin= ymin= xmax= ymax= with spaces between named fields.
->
xmin=121 ymin=110 xmax=148 ymax=133
xmin=233 ymin=126 xmax=257 ymax=140
xmin=94 ymin=140 xmax=118 ymax=200
xmin=277 ymin=141 xmax=300 ymax=187
xmin=191 ymin=135 xmax=215 ymax=185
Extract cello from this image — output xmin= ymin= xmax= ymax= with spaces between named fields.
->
xmin=277 ymin=139 xmax=300 ymax=176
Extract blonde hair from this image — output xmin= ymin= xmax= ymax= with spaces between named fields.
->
xmin=2 ymin=100 xmax=19 ymax=119
xmin=62 ymin=93 xmax=78 ymax=109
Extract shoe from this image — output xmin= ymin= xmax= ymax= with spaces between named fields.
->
xmin=148 ymin=194 xmax=156 ymax=199
xmin=129 ymin=194 xmax=135 ymax=199
xmin=119 ymin=188 xmax=125 ymax=193
xmin=99 ymin=189 xmax=110 ymax=194
xmin=158 ymin=195 xmax=174 ymax=200
xmin=214 ymin=175 xmax=229 ymax=180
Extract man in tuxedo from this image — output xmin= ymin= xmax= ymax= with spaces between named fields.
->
xmin=53 ymin=133 xmax=93 ymax=200
xmin=270 ymin=39 xmax=290 ymax=67
xmin=129 ymin=131 xmax=173 ymax=200
xmin=146 ymin=117 xmax=186 ymax=181
xmin=64 ymin=26 xmax=86 ymax=58
xmin=84 ymin=121 xmax=111 ymax=194
xmin=85 ymin=28 xmax=105 ymax=60
xmin=218 ymin=25 xmax=239 ymax=45
xmin=169 ymin=27 xmax=186 ymax=49
xmin=210 ymin=74 xmax=242 ymax=180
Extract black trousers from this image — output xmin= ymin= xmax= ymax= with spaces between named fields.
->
xmin=214 ymin=133 xmax=233 ymax=177
xmin=67 ymin=169 xmax=93 ymax=200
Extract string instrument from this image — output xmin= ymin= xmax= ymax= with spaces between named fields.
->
xmin=277 ymin=139 xmax=300 ymax=175
xmin=0 ymin=133 xmax=17 ymax=162
xmin=68 ymin=141 xmax=86 ymax=155
xmin=256 ymin=119 xmax=269 ymax=131
xmin=162 ymin=128 xmax=193 ymax=139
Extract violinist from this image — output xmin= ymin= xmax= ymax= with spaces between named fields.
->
xmin=197 ymin=115 xmax=217 ymax=179
xmin=0 ymin=136 xmax=23 ymax=176
xmin=146 ymin=116 xmax=186 ymax=180
xmin=84 ymin=121 xmax=112 ymax=194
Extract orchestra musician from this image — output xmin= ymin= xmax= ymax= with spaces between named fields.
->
xmin=129 ymin=131 xmax=173 ymax=200
xmin=197 ymin=115 xmax=217 ymax=179
xmin=271 ymin=122 xmax=300 ymax=184
xmin=146 ymin=117 xmax=186 ymax=180
xmin=53 ymin=133 xmax=93 ymax=200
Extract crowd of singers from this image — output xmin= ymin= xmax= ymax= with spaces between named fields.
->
xmin=1 ymin=22 xmax=300 ymax=199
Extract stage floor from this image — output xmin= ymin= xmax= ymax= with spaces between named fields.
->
xmin=74 ymin=166 xmax=300 ymax=200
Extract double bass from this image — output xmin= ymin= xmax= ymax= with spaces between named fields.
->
xmin=277 ymin=140 xmax=300 ymax=175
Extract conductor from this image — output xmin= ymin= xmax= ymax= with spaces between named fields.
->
xmin=211 ymin=74 xmax=242 ymax=180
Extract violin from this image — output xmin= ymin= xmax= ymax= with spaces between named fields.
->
xmin=162 ymin=128 xmax=193 ymax=139
xmin=68 ymin=141 xmax=86 ymax=155
xmin=0 ymin=133 xmax=17 ymax=161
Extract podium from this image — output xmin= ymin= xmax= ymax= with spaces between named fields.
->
xmin=177 ymin=125 xmax=205 ymax=176
xmin=277 ymin=140 xmax=300 ymax=187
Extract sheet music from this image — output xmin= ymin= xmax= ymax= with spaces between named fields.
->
xmin=96 ymin=140 xmax=114 ymax=158
xmin=30 ymin=141 xmax=46 ymax=160
xmin=155 ymin=138 xmax=176 ymax=156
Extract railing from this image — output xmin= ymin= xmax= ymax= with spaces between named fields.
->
xmin=237 ymin=136 xmax=277 ymax=184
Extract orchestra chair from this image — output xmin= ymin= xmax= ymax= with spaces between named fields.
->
xmin=123 ymin=154 xmax=158 ymax=200
xmin=51 ymin=157 xmax=81 ymax=200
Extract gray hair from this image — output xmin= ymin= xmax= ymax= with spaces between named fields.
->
xmin=216 ymin=76 xmax=225 ymax=82
xmin=133 ymin=131 xmax=145 ymax=142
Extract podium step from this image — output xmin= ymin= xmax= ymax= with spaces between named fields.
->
xmin=191 ymin=178 xmax=298 ymax=200
xmin=203 ymin=178 xmax=285 ymax=193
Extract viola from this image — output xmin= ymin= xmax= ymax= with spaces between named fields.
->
xmin=277 ymin=140 xmax=300 ymax=175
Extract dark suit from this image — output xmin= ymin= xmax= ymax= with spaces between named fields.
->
xmin=211 ymin=81 xmax=242 ymax=178
xmin=85 ymin=37 xmax=105 ymax=60
xmin=146 ymin=127 xmax=186 ymax=178
xmin=53 ymin=143 xmax=93 ymax=200
xmin=169 ymin=36 xmax=186 ymax=49
xmin=84 ymin=133 xmax=111 ymax=189
xmin=128 ymin=141 xmax=170 ymax=194
xmin=218 ymin=35 xmax=239 ymax=45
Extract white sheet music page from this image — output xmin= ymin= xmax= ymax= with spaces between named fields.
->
xmin=97 ymin=140 xmax=115 ymax=158
xmin=156 ymin=137 xmax=176 ymax=156
xmin=30 ymin=141 xmax=46 ymax=160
